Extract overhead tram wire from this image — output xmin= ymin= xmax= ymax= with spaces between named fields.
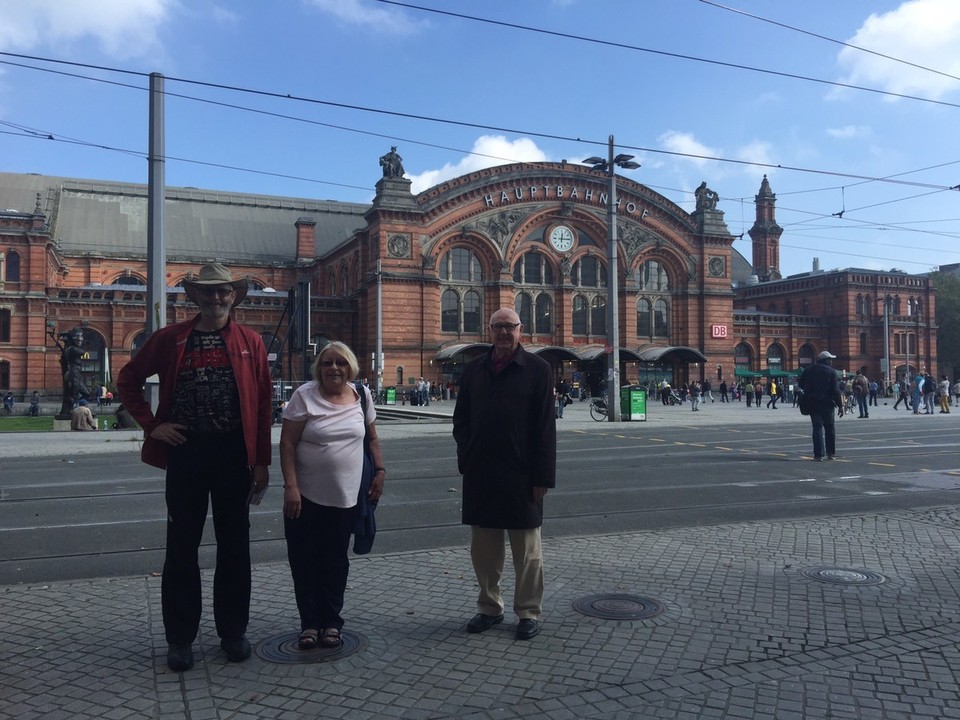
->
xmin=697 ymin=0 xmax=960 ymax=85
xmin=372 ymin=0 xmax=960 ymax=111
xmin=3 ymin=50 xmax=959 ymax=197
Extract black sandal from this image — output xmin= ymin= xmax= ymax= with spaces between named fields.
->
xmin=298 ymin=629 xmax=319 ymax=650
xmin=320 ymin=628 xmax=342 ymax=648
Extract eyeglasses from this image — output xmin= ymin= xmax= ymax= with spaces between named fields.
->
xmin=319 ymin=358 xmax=349 ymax=368
xmin=198 ymin=286 xmax=235 ymax=297
xmin=490 ymin=322 xmax=520 ymax=332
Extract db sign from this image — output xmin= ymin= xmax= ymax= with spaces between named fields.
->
xmin=711 ymin=324 xmax=728 ymax=338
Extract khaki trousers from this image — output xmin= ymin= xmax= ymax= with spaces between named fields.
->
xmin=470 ymin=526 xmax=544 ymax=620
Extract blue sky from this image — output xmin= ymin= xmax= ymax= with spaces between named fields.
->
xmin=1 ymin=0 xmax=959 ymax=278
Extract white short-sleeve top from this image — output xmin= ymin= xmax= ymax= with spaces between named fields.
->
xmin=282 ymin=381 xmax=376 ymax=508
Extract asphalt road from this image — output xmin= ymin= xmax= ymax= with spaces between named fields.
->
xmin=2 ymin=409 xmax=958 ymax=585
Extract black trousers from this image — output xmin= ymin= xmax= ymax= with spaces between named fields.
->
xmin=284 ymin=497 xmax=355 ymax=631
xmin=162 ymin=431 xmax=251 ymax=645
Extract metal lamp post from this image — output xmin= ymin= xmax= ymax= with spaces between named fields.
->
xmin=583 ymin=135 xmax=640 ymax=422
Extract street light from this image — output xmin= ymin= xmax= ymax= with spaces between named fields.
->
xmin=583 ymin=135 xmax=640 ymax=422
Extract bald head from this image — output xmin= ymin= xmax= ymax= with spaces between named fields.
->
xmin=488 ymin=307 xmax=522 ymax=358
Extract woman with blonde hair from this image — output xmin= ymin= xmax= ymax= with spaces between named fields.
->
xmin=280 ymin=341 xmax=385 ymax=649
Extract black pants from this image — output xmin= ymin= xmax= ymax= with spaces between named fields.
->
xmin=810 ymin=404 xmax=837 ymax=458
xmin=163 ymin=431 xmax=251 ymax=645
xmin=285 ymin=497 xmax=355 ymax=631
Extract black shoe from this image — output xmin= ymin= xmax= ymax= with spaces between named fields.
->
xmin=220 ymin=635 xmax=251 ymax=662
xmin=466 ymin=613 xmax=503 ymax=633
xmin=167 ymin=643 xmax=194 ymax=672
xmin=516 ymin=618 xmax=541 ymax=640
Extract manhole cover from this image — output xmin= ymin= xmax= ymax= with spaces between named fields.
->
xmin=572 ymin=593 xmax=666 ymax=620
xmin=255 ymin=630 xmax=367 ymax=664
xmin=801 ymin=567 xmax=886 ymax=586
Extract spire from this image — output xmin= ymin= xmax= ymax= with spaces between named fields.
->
xmin=748 ymin=176 xmax=782 ymax=282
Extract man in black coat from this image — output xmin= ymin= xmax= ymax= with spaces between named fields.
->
xmin=798 ymin=350 xmax=845 ymax=461
xmin=453 ymin=307 xmax=556 ymax=641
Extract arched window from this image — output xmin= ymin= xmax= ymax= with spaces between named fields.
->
xmin=513 ymin=252 xmax=554 ymax=285
xmin=0 ymin=360 xmax=9 ymax=389
xmin=535 ymin=294 xmax=553 ymax=334
xmin=572 ymin=295 xmax=588 ymax=335
xmin=440 ymin=248 xmax=482 ymax=282
xmin=590 ymin=296 xmax=606 ymax=335
xmin=339 ymin=267 xmax=349 ymax=296
xmin=0 ymin=308 xmax=10 ymax=342
xmin=113 ymin=274 xmax=145 ymax=286
xmin=442 ymin=288 xmax=483 ymax=334
xmin=571 ymin=256 xmax=606 ymax=288
xmin=441 ymin=247 xmax=484 ymax=335
xmin=639 ymin=260 xmax=669 ymax=292
xmin=4 ymin=251 xmax=21 ymax=282
xmin=855 ymin=295 xmax=864 ymax=315
xmin=798 ymin=343 xmax=816 ymax=370
xmin=636 ymin=298 xmax=651 ymax=336
xmin=734 ymin=342 xmax=753 ymax=372
xmin=766 ymin=343 xmax=785 ymax=373
xmin=441 ymin=289 xmax=459 ymax=332
xmin=859 ymin=332 xmax=868 ymax=355
xmin=463 ymin=290 xmax=482 ymax=333
xmin=328 ymin=273 xmax=336 ymax=296
xmin=863 ymin=295 xmax=871 ymax=317
xmin=515 ymin=292 xmax=532 ymax=329
xmin=653 ymin=299 xmax=668 ymax=337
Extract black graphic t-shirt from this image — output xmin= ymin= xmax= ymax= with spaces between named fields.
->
xmin=171 ymin=330 xmax=242 ymax=434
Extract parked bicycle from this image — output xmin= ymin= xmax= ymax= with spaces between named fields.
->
xmin=589 ymin=397 xmax=608 ymax=421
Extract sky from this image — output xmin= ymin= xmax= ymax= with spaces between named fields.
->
xmin=1 ymin=0 xmax=959 ymax=278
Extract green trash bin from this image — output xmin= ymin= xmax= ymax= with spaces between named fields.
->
xmin=620 ymin=386 xmax=647 ymax=421
xmin=385 ymin=387 xmax=397 ymax=405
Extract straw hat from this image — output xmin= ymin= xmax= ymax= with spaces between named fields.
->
xmin=182 ymin=263 xmax=248 ymax=307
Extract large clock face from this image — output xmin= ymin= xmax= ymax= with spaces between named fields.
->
xmin=549 ymin=225 xmax=575 ymax=253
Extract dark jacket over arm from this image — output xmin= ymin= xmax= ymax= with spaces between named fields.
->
xmin=453 ymin=346 xmax=556 ymax=529
xmin=798 ymin=361 xmax=842 ymax=412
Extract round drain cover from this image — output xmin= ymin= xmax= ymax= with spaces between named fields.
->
xmin=255 ymin=630 xmax=367 ymax=664
xmin=572 ymin=594 xmax=666 ymax=620
xmin=801 ymin=567 xmax=886 ymax=586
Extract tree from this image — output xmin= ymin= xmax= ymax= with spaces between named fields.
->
xmin=932 ymin=271 xmax=960 ymax=379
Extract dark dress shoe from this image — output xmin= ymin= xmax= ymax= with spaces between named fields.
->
xmin=220 ymin=636 xmax=251 ymax=662
xmin=466 ymin=613 xmax=503 ymax=633
xmin=167 ymin=643 xmax=194 ymax=672
xmin=516 ymin=618 xmax=541 ymax=640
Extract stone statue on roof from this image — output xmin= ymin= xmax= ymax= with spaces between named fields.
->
xmin=379 ymin=146 xmax=405 ymax=179
xmin=694 ymin=181 xmax=719 ymax=211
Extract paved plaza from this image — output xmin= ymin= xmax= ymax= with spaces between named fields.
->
xmin=3 ymin=399 xmax=960 ymax=719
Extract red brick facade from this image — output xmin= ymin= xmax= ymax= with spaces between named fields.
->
xmin=0 ymin=167 xmax=940 ymax=403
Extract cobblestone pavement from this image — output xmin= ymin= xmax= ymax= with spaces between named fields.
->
xmin=5 ymin=506 xmax=960 ymax=719
xmin=3 ymin=400 xmax=960 ymax=719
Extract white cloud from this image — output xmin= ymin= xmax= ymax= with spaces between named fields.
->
xmin=0 ymin=0 xmax=172 ymax=59
xmin=827 ymin=125 xmax=871 ymax=139
xmin=307 ymin=0 xmax=426 ymax=35
xmin=657 ymin=131 xmax=719 ymax=167
xmin=406 ymin=136 xmax=550 ymax=194
xmin=837 ymin=0 xmax=960 ymax=100
xmin=735 ymin=140 xmax=774 ymax=168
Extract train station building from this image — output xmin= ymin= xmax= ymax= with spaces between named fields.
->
xmin=0 ymin=156 xmax=939 ymax=402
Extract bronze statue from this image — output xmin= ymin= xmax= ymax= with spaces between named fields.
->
xmin=695 ymin=181 xmax=719 ymax=211
xmin=51 ymin=327 xmax=92 ymax=416
xmin=379 ymin=146 xmax=405 ymax=178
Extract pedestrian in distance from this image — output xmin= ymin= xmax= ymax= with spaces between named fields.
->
xmin=280 ymin=342 xmax=385 ymax=651
xmin=70 ymin=398 xmax=97 ymax=430
xmin=766 ymin=379 xmax=778 ymax=409
xmin=453 ymin=308 xmax=556 ymax=641
xmin=2 ymin=391 xmax=13 ymax=415
xmin=938 ymin=375 xmax=951 ymax=414
xmin=853 ymin=367 xmax=869 ymax=418
xmin=798 ymin=350 xmax=845 ymax=461
xmin=29 ymin=390 xmax=40 ymax=416
xmin=117 ymin=263 xmax=272 ymax=673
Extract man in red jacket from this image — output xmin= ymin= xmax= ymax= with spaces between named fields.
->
xmin=117 ymin=263 xmax=272 ymax=672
